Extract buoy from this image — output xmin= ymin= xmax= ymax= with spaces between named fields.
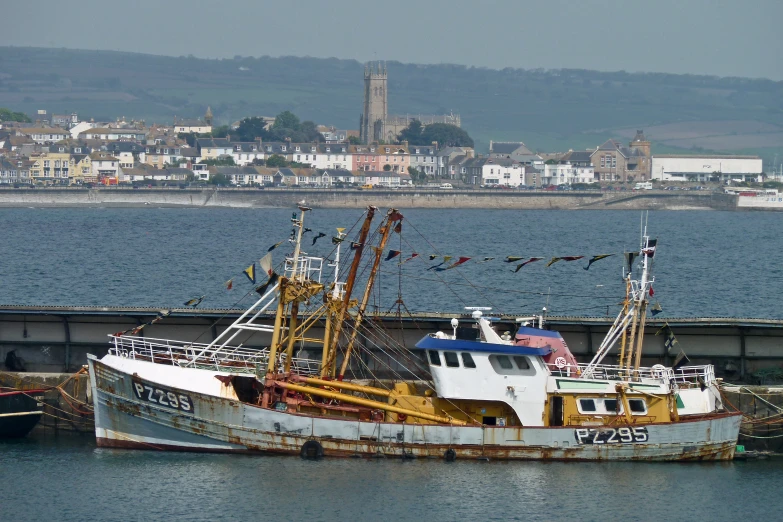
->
xmin=300 ymin=440 xmax=324 ymax=459
xmin=444 ymin=448 xmax=457 ymax=462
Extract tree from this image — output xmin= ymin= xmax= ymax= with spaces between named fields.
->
xmin=348 ymin=136 xmax=361 ymax=145
xmin=272 ymin=111 xmax=300 ymax=131
xmin=208 ymin=173 xmax=231 ymax=186
xmin=407 ymin=166 xmax=426 ymax=184
xmin=202 ymin=156 xmax=235 ymax=166
xmin=383 ymin=164 xmax=392 ymax=171
xmin=235 ymin=117 xmax=268 ymax=142
xmin=397 ymin=119 xmax=424 ymax=144
xmin=266 ymin=154 xmax=287 ymax=168
xmin=395 ymin=120 xmax=474 ymax=148
xmin=0 ymin=107 xmax=31 ymax=123
xmin=211 ymin=125 xmax=230 ymax=138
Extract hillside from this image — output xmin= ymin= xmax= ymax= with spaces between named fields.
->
xmin=1 ymin=47 xmax=781 ymax=162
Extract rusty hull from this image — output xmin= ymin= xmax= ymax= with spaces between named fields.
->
xmin=89 ymin=356 xmax=740 ymax=461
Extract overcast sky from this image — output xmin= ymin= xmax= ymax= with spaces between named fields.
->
xmin=2 ymin=0 xmax=781 ymax=80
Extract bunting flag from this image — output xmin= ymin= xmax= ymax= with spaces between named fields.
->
xmin=267 ymin=241 xmax=284 ymax=252
xmin=583 ymin=254 xmax=615 ymax=271
xmin=429 ymin=255 xmax=439 ymax=261
xmin=350 ymin=242 xmax=363 ymax=250
xmin=476 ymin=257 xmax=495 ymax=264
xmin=514 ymin=257 xmax=543 ymax=272
xmin=183 ymin=296 xmax=205 ymax=307
xmin=505 ymin=256 xmax=524 ymax=263
xmin=336 ymin=227 xmax=346 ymax=235
xmin=673 ymin=349 xmax=689 ymax=370
xmin=649 ymin=285 xmax=654 ymax=297
xmin=546 ymin=256 xmax=584 ymax=267
xmin=624 ymin=252 xmax=638 ymax=272
xmin=331 ymin=236 xmax=345 ymax=245
xmin=125 ymin=310 xmax=171 ymax=336
xmin=255 ymin=272 xmax=280 ymax=296
xmin=303 ymin=227 xmax=313 ymax=234
xmin=437 ymin=256 xmax=471 ymax=271
xmin=428 ymin=255 xmax=452 ymax=270
xmin=546 ymin=257 xmax=562 ymax=267
xmin=658 ymin=322 xmax=690 ymax=369
xmin=399 ymin=253 xmax=419 ymax=265
xmin=225 ymin=279 xmax=233 ymax=291
xmin=642 ymin=238 xmax=657 ymax=258
xmin=385 ymin=250 xmax=401 ymax=261
xmin=394 ymin=222 xmax=402 ymax=234
xmin=243 ymin=264 xmax=256 ymax=284
xmin=312 ymin=232 xmax=327 ymax=245
xmin=259 ymin=252 xmax=273 ymax=277
xmin=650 ymin=302 xmax=663 ymax=316
xmin=371 ymin=246 xmax=382 ymax=255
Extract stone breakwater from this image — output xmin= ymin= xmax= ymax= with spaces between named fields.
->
xmin=0 ymin=188 xmax=738 ymax=210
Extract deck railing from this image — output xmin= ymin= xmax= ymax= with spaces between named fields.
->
xmin=548 ymin=362 xmax=715 ymax=387
xmin=109 ymin=335 xmax=320 ymax=376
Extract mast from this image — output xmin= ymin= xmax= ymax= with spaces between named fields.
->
xmin=338 ymin=208 xmax=401 ymax=380
xmin=321 ymin=206 xmax=377 ymax=377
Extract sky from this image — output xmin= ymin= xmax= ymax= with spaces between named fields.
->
xmin=2 ymin=0 xmax=782 ymax=80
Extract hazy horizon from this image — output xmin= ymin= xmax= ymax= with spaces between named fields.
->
xmin=1 ymin=0 xmax=781 ymax=81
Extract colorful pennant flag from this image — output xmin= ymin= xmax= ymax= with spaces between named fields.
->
xmin=643 ymin=238 xmax=657 ymax=258
xmin=243 ymin=264 xmax=256 ymax=284
xmin=255 ymin=272 xmax=280 ymax=296
xmin=312 ymin=232 xmax=327 ymax=245
xmin=428 ymin=256 xmax=452 ymax=271
xmin=514 ymin=257 xmax=543 ymax=272
xmin=350 ymin=242 xmax=363 ymax=250
xmin=650 ymin=302 xmax=663 ymax=316
xmin=183 ymin=296 xmax=205 ymax=307
xmin=225 ymin=279 xmax=233 ymax=291
xmin=476 ymin=257 xmax=495 ymax=264
xmin=624 ymin=252 xmax=638 ymax=272
xmin=336 ymin=227 xmax=346 ymax=235
xmin=303 ymin=227 xmax=313 ymax=234
xmin=437 ymin=256 xmax=471 ymax=271
xmin=385 ymin=250 xmax=401 ymax=261
xmin=399 ymin=253 xmax=419 ymax=265
xmin=546 ymin=257 xmax=562 ymax=268
xmin=505 ymin=256 xmax=524 ymax=263
xmin=583 ymin=254 xmax=615 ymax=271
xmin=259 ymin=253 xmax=273 ymax=277
xmin=267 ymin=241 xmax=284 ymax=252
xmin=429 ymin=255 xmax=439 ymax=261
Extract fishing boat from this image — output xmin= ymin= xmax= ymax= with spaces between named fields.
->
xmin=0 ymin=388 xmax=46 ymax=438
xmin=88 ymin=206 xmax=740 ymax=460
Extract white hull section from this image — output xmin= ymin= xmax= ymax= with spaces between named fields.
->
xmin=89 ymin=355 xmax=741 ymax=461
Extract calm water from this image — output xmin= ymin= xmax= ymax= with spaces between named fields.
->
xmin=1 ymin=434 xmax=781 ymax=522
xmin=1 ymin=207 xmax=781 ymax=318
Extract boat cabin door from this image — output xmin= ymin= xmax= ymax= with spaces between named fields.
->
xmin=550 ymin=396 xmax=564 ymax=426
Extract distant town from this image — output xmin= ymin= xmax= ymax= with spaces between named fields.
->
xmin=0 ymin=64 xmax=775 ymax=190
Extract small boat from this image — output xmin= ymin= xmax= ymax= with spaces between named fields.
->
xmin=88 ymin=206 xmax=741 ymax=460
xmin=0 ymin=389 xmax=46 ymax=438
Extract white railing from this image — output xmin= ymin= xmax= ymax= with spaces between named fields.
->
xmin=547 ymin=362 xmax=716 ymax=387
xmin=109 ymin=335 xmax=320 ymax=376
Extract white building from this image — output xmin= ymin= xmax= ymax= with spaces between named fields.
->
xmin=652 ymin=155 xmax=763 ymax=182
xmin=481 ymin=159 xmax=524 ymax=187
xmin=364 ymin=171 xmax=411 ymax=187
xmin=313 ymin=144 xmax=353 ymax=171
xmin=542 ymin=163 xmax=596 ymax=186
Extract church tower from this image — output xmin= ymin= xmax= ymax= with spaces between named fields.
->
xmin=630 ymin=130 xmax=651 ymax=180
xmin=359 ymin=62 xmax=387 ymax=144
xmin=204 ymin=106 xmax=213 ymax=126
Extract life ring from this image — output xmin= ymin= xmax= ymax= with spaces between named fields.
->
xmin=554 ymin=357 xmax=567 ymax=369
xmin=444 ymin=448 xmax=457 ymax=462
xmin=397 ymin=413 xmax=407 ymax=422
xmin=300 ymin=440 xmax=324 ymax=459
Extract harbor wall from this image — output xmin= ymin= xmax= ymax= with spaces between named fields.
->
xmin=1 ymin=306 xmax=781 ymax=381
xmin=0 ymin=188 xmax=739 ymax=210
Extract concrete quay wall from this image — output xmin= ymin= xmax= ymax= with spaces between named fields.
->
xmin=0 ymin=188 xmax=738 ymax=210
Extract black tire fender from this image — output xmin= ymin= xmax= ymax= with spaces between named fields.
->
xmin=300 ymin=440 xmax=324 ymax=459
xmin=444 ymin=448 xmax=457 ymax=462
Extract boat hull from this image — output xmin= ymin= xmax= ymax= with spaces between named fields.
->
xmin=0 ymin=390 xmax=45 ymax=438
xmin=89 ymin=356 xmax=741 ymax=461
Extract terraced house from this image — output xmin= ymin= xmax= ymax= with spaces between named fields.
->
xmin=28 ymin=150 xmax=72 ymax=185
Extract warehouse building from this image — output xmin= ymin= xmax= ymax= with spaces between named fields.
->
xmin=651 ymin=154 xmax=763 ymax=182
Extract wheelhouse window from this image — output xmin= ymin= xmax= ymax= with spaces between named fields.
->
xmin=444 ymin=352 xmax=459 ymax=368
xmin=461 ymin=353 xmax=476 ymax=369
xmin=628 ymin=399 xmax=647 ymax=414
xmin=578 ymin=399 xmax=597 ymax=413
xmin=604 ymin=399 xmax=619 ymax=413
xmin=428 ymin=350 xmax=441 ymax=366
xmin=489 ymin=354 xmax=536 ymax=375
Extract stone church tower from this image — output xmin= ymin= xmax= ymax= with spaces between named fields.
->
xmin=359 ymin=62 xmax=387 ymax=144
